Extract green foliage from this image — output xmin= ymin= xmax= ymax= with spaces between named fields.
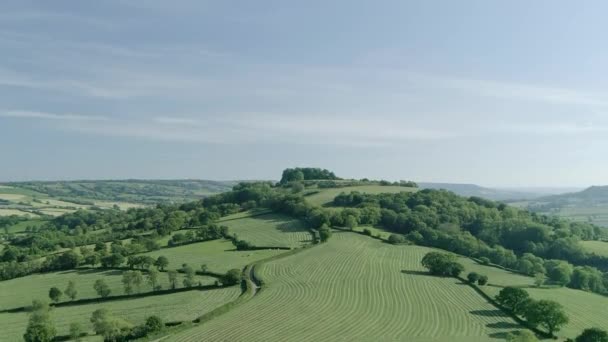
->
xmin=421 ymin=252 xmax=464 ymax=277
xmin=23 ymin=300 xmax=56 ymax=342
xmin=90 ymin=308 xmax=133 ymax=341
xmin=495 ymin=287 xmax=530 ymax=316
xmin=388 ymin=234 xmax=407 ymax=244
xmin=523 ymin=299 xmax=569 ymax=335
xmin=48 ymin=287 xmax=62 ymax=303
xmin=154 ymin=256 xmax=169 ymax=271
xmin=222 ymin=269 xmax=242 ymax=286
xmin=467 ymin=272 xmax=480 ymax=283
xmin=506 ymin=330 xmax=539 ymax=342
xmin=280 ymin=168 xmax=339 ymax=184
xmin=319 ymin=225 xmax=332 ymax=242
xmin=167 ymin=270 xmax=179 ymax=289
xmin=94 ymin=279 xmax=111 ymax=298
xmin=69 ymin=322 xmax=83 ymax=342
xmin=144 ymin=315 xmax=164 ymax=333
xmin=182 ymin=265 xmax=196 ymax=287
xmin=575 ymin=328 xmax=608 ymax=342
xmin=122 ymin=271 xmax=144 ymax=294
xmin=477 ymin=274 xmax=488 ymax=286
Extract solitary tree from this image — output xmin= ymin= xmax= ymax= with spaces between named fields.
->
xmin=23 ymin=300 xmax=56 ymax=342
xmin=523 ymin=300 xmax=568 ymax=336
xmin=154 ymin=256 xmax=169 ymax=271
xmin=534 ymin=273 xmax=545 ymax=287
xmin=168 ymin=270 xmax=179 ymax=289
xmin=478 ymin=275 xmax=489 ymax=286
xmin=495 ymin=287 xmax=530 ymax=316
xmin=94 ymin=279 xmax=111 ymax=298
xmin=222 ymin=269 xmax=242 ymax=286
xmin=144 ymin=315 xmax=163 ymax=334
xmin=200 ymin=264 xmax=208 ymax=273
xmin=65 ymin=280 xmax=77 ymax=301
xmin=147 ymin=269 xmax=160 ymax=291
xmin=48 ymin=287 xmax=63 ymax=303
xmin=575 ymin=328 xmax=608 ymax=342
xmin=182 ymin=265 xmax=196 ymax=287
xmin=467 ymin=272 xmax=480 ymax=283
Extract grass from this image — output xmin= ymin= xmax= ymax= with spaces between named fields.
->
xmin=0 ymin=208 xmax=36 ymax=217
xmin=580 ymin=240 xmax=608 ymax=257
xmin=0 ymin=287 xmax=242 ymax=341
xmin=165 ymin=232 xmax=522 ymax=342
xmin=221 ymin=213 xmax=312 ymax=248
xmin=460 ymin=256 xmax=608 ymax=339
xmin=4 ymin=219 xmax=48 ymax=234
xmin=140 ymin=239 xmax=288 ymax=274
xmin=0 ymin=268 xmax=216 ymax=310
xmin=304 ymin=185 xmax=416 ymax=207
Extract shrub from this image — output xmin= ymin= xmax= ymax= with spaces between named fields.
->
xmin=477 ymin=274 xmax=488 ymax=286
xmin=467 ymin=272 xmax=480 ymax=283
xmin=388 ymin=234 xmax=406 ymax=245
xmin=362 ymin=228 xmax=372 ymax=236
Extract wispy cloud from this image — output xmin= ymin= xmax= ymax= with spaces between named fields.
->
xmin=0 ymin=110 xmax=108 ymax=121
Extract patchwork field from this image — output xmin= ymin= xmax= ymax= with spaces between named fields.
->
xmin=461 ymin=256 xmax=608 ymax=339
xmin=222 ymin=213 xmax=312 ymax=248
xmin=0 ymin=268 xmax=216 ymax=310
xmin=304 ymin=185 xmax=416 ymax=206
xmin=166 ymin=232 xmax=523 ymax=342
xmin=0 ymin=287 xmax=241 ymax=341
xmin=4 ymin=219 xmax=47 ymax=233
xmin=141 ymin=239 xmax=287 ymax=273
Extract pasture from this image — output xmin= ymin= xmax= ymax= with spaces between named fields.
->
xmin=0 ymin=287 xmax=241 ymax=341
xmin=304 ymin=185 xmax=416 ymax=206
xmin=221 ymin=213 xmax=312 ymax=247
xmin=0 ymin=268 xmax=216 ymax=310
xmin=4 ymin=219 xmax=47 ymax=233
xmin=166 ymin=232 xmax=523 ymax=342
xmin=461 ymin=255 xmax=608 ymax=339
xmin=141 ymin=239 xmax=287 ymax=273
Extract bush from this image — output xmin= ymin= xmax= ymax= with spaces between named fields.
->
xmin=421 ymin=252 xmax=465 ymax=277
xmin=222 ymin=269 xmax=242 ymax=285
xmin=467 ymin=272 xmax=480 ymax=283
xmin=362 ymin=228 xmax=372 ymax=236
xmin=388 ymin=234 xmax=406 ymax=245
xmin=477 ymin=275 xmax=488 ymax=286
xmin=479 ymin=257 xmax=491 ymax=265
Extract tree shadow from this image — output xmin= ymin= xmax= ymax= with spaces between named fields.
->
xmin=400 ymin=270 xmax=431 ymax=276
xmin=469 ymin=309 xmax=508 ymax=318
xmin=486 ymin=321 xmax=521 ymax=329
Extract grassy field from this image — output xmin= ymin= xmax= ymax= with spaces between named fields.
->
xmin=166 ymin=232 xmax=523 ymax=342
xmin=222 ymin=213 xmax=312 ymax=248
xmin=0 ymin=287 xmax=241 ymax=341
xmin=304 ymin=185 xmax=416 ymax=206
xmin=141 ymin=239 xmax=287 ymax=273
xmin=0 ymin=208 xmax=36 ymax=217
xmin=461 ymin=256 xmax=608 ymax=339
xmin=580 ymin=240 xmax=608 ymax=256
xmin=4 ymin=219 xmax=48 ymax=233
xmin=0 ymin=268 xmax=216 ymax=310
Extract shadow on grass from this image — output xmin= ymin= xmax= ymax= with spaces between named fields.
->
xmin=470 ymin=309 xmax=508 ymax=318
xmin=486 ymin=321 xmax=521 ymax=329
xmin=400 ymin=270 xmax=432 ymax=276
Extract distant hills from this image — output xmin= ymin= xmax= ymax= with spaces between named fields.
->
xmin=526 ymin=186 xmax=608 ymax=210
xmin=418 ymin=182 xmax=574 ymax=201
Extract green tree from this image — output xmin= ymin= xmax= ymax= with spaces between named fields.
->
xmin=94 ymin=279 xmax=111 ymax=298
xmin=69 ymin=322 xmax=83 ymax=342
xmin=222 ymin=269 xmax=242 ymax=285
xmin=168 ymin=270 xmax=179 ymax=289
xmin=575 ymin=328 xmax=608 ymax=342
xmin=319 ymin=225 xmax=332 ymax=242
xmin=147 ymin=269 xmax=160 ymax=291
xmin=48 ymin=287 xmax=62 ymax=303
xmin=65 ymin=280 xmax=77 ymax=301
xmin=23 ymin=300 xmax=56 ymax=342
xmin=154 ymin=256 xmax=169 ymax=271
xmin=467 ymin=272 xmax=480 ymax=283
xmin=182 ymin=265 xmax=196 ymax=288
xmin=90 ymin=308 xmax=132 ymax=341
xmin=523 ymin=300 xmax=569 ymax=335
xmin=478 ymin=274 xmax=488 ymax=286
xmin=388 ymin=234 xmax=406 ymax=244
xmin=344 ymin=215 xmax=358 ymax=230
xmin=200 ymin=264 xmax=208 ymax=273
xmin=534 ymin=273 xmax=545 ymax=287
xmin=421 ymin=252 xmax=464 ymax=277
xmin=122 ymin=271 xmax=144 ymax=294
xmin=495 ymin=287 xmax=530 ymax=316
xmin=144 ymin=315 xmax=163 ymax=333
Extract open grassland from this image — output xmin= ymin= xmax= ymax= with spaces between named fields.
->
xmin=166 ymin=233 xmax=522 ymax=342
xmin=141 ymin=239 xmax=287 ymax=273
xmin=460 ymin=256 xmax=608 ymax=339
xmin=305 ymin=185 xmax=416 ymax=206
xmin=0 ymin=208 xmax=36 ymax=217
xmin=580 ymin=240 xmax=608 ymax=257
xmin=0 ymin=287 xmax=241 ymax=341
xmin=0 ymin=268 xmax=216 ymax=310
xmin=222 ymin=213 xmax=312 ymax=247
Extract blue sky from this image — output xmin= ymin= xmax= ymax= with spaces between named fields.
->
xmin=1 ymin=1 xmax=607 ymax=186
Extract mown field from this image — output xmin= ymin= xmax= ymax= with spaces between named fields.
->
xmin=304 ymin=185 xmax=416 ymax=206
xmin=461 ymin=256 xmax=608 ymax=339
xmin=0 ymin=287 xmax=241 ymax=341
xmin=221 ymin=213 xmax=312 ymax=248
xmin=141 ymin=239 xmax=287 ymax=274
xmin=166 ymin=232 xmax=522 ymax=342
xmin=0 ymin=268 xmax=216 ymax=310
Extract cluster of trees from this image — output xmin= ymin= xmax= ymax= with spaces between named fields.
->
xmin=421 ymin=252 xmax=465 ymax=277
xmin=280 ymin=168 xmax=340 ymax=184
xmin=168 ymin=224 xmax=228 ymax=247
xmin=495 ymin=287 xmax=568 ymax=336
xmin=91 ymin=309 xmax=163 ymax=341
xmin=331 ymin=190 xmax=608 ymax=296
xmin=466 ymin=272 xmax=488 ymax=285
xmin=48 ymin=280 xmax=77 ymax=303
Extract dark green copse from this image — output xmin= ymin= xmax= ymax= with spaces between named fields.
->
xmin=421 ymin=252 xmax=464 ymax=277
xmin=280 ymin=168 xmax=339 ymax=184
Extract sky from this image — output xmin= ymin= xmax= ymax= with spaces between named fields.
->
xmin=1 ymin=1 xmax=607 ymax=187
